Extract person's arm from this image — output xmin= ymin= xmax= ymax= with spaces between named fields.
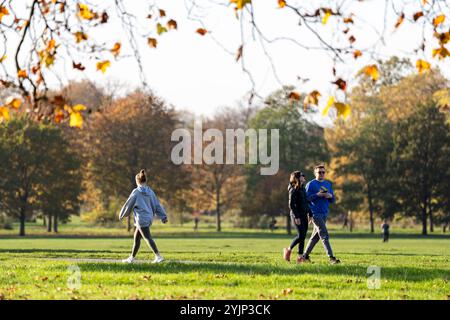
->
xmin=118 ymin=190 xmax=137 ymax=221
xmin=151 ymin=191 xmax=168 ymax=223
xmin=306 ymin=182 xmax=320 ymax=202
xmin=288 ymin=187 xmax=299 ymax=218
xmin=327 ymin=183 xmax=335 ymax=203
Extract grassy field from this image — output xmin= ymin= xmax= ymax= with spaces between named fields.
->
xmin=0 ymin=221 xmax=449 ymax=300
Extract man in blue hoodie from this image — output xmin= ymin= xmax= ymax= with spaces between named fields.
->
xmin=299 ymin=164 xmax=340 ymax=264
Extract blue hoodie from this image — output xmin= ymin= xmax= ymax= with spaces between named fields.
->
xmin=305 ymin=179 xmax=335 ymax=218
xmin=119 ymin=184 xmax=167 ymax=228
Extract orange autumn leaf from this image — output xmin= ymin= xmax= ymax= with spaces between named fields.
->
xmin=332 ymin=78 xmax=347 ymax=91
xmin=0 ymin=106 xmax=10 ymax=122
xmin=413 ymin=12 xmax=424 ymax=21
xmin=54 ymin=110 xmax=64 ymax=123
xmin=159 ymin=9 xmax=166 ymax=17
xmin=0 ymin=6 xmax=9 ymax=22
xmin=288 ymin=91 xmax=301 ymax=101
xmin=147 ymin=38 xmax=157 ymax=48
xmin=432 ymin=46 xmax=450 ymax=59
xmin=303 ymin=90 xmax=321 ymax=109
xmin=74 ymin=31 xmax=88 ymax=43
xmin=433 ymin=15 xmax=446 ymax=27
xmin=395 ymin=13 xmax=404 ymax=29
xmin=363 ymin=64 xmax=379 ymax=81
xmin=18 ymin=69 xmax=27 ymax=78
xmin=78 ymin=3 xmax=95 ymax=20
xmin=416 ymin=59 xmax=431 ymax=74
xmin=278 ymin=0 xmax=286 ymax=8
xmin=96 ymin=60 xmax=110 ymax=73
xmin=196 ymin=28 xmax=208 ymax=36
xmin=110 ymin=42 xmax=121 ymax=57
xmin=5 ymin=97 xmax=22 ymax=109
xmin=353 ymin=50 xmax=362 ymax=59
xmin=167 ymin=19 xmax=178 ymax=30
xmin=230 ymin=0 xmax=252 ymax=10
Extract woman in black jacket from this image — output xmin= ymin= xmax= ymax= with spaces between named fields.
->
xmin=283 ymin=171 xmax=312 ymax=263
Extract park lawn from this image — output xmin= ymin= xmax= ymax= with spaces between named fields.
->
xmin=0 ymin=234 xmax=449 ymax=300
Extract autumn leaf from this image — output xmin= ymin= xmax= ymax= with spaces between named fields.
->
xmin=335 ymin=102 xmax=351 ymax=119
xmin=363 ymin=64 xmax=379 ymax=81
xmin=435 ymin=31 xmax=450 ymax=45
xmin=46 ymin=39 xmax=56 ymax=51
xmin=282 ymin=288 xmax=294 ymax=295
xmin=74 ymin=31 xmax=88 ymax=43
xmin=148 ymin=38 xmax=157 ymax=48
xmin=303 ymin=90 xmax=321 ymax=109
xmin=353 ymin=50 xmax=362 ymax=59
xmin=332 ymin=78 xmax=347 ymax=91
xmin=433 ymin=15 xmax=445 ymax=27
xmin=110 ymin=42 xmax=121 ymax=57
xmin=236 ymin=45 xmax=243 ymax=62
xmin=395 ymin=13 xmax=404 ymax=29
xmin=72 ymin=61 xmax=86 ymax=71
xmin=230 ymin=0 xmax=252 ymax=10
xmin=5 ymin=97 xmax=22 ymax=109
xmin=159 ymin=9 xmax=166 ymax=17
xmin=278 ymin=0 xmax=286 ymax=8
xmin=415 ymin=59 xmax=431 ymax=74
xmin=167 ymin=19 xmax=177 ymax=30
xmin=18 ymin=70 xmax=27 ymax=78
xmin=288 ymin=91 xmax=301 ymax=101
xmin=432 ymin=46 xmax=450 ymax=59
xmin=322 ymin=9 xmax=332 ymax=25
xmin=322 ymin=96 xmax=335 ymax=116
xmin=73 ymin=104 xmax=87 ymax=112
xmin=96 ymin=60 xmax=110 ymax=73
xmin=413 ymin=12 xmax=424 ymax=21
xmin=348 ymin=35 xmax=356 ymax=44
xmin=343 ymin=17 xmax=354 ymax=24
xmin=196 ymin=28 xmax=208 ymax=36
xmin=54 ymin=110 xmax=64 ymax=123
xmin=157 ymin=23 xmax=168 ymax=35
xmin=0 ymin=55 xmax=6 ymax=63
xmin=69 ymin=112 xmax=84 ymax=128
xmin=0 ymin=6 xmax=9 ymax=22
xmin=100 ymin=11 xmax=109 ymax=23
xmin=78 ymin=3 xmax=95 ymax=20
xmin=0 ymin=106 xmax=10 ymax=122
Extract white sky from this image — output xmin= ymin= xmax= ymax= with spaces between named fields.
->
xmin=2 ymin=0 xmax=449 ymax=121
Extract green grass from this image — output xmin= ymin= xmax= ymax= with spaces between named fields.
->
xmin=0 ymin=230 xmax=449 ymax=300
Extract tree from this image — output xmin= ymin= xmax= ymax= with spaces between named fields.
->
xmin=0 ymin=116 xmax=82 ymax=235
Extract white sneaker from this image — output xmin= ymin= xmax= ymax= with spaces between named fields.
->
xmin=152 ymin=255 xmax=164 ymax=263
xmin=122 ymin=256 xmax=135 ymax=263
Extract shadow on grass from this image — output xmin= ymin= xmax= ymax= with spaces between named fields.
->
xmin=72 ymin=261 xmax=449 ymax=282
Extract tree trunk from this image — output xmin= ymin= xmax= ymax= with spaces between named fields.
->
xmin=53 ymin=214 xmax=58 ymax=233
xmin=429 ymin=210 xmax=434 ymax=232
xmin=286 ymin=213 xmax=291 ymax=235
xmin=43 ymin=216 xmax=46 ymax=226
xmin=216 ymin=188 xmax=221 ymax=232
xmin=367 ymin=186 xmax=374 ymax=233
xmin=19 ymin=206 xmax=26 ymax=237
xmin=47 ymin=214 xmax=52 ymax=232
xmin=421 ymin=207 xmax=427 ymax=235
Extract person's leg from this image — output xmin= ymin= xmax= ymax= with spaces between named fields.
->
xmin=139 ymin=226 xmax=160 ymax=255
xmin=314 ymin=216 xmax=334 ymax=257
xmin=131 ymin=227 xmax=142 ymax=257
xmin=303 ymin=222 xmax=320 ymax=257
xmin=298 ymin=215 xmax=309 ymax=255
xmin=289 ymin=216 xmax=302 ymax=251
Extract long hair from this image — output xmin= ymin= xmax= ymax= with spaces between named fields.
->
xmin=289 ymin=171 xmax=302 ymax=189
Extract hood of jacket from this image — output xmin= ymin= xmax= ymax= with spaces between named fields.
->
xmin=137 ymin=184 xmax=152 ymax=196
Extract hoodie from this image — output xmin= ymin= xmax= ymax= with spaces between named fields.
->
xmin=118 ymin=184 xmax=167 ymax=228
xmin=305 ymin=179 xmax=334 ymax=218
xmin=288 ymin=183 xmax=311 ymax=218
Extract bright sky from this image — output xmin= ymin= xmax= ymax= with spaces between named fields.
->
xmin=2 ymin=0 xmax=450 ymax=122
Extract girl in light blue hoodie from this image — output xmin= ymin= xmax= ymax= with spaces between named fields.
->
xmin=119 ymin=169 xmax=168 ymax=263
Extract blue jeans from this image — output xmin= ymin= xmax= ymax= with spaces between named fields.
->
xmin=304 ymin=215 xmax=334 ymax=257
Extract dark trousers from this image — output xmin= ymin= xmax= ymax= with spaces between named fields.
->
xmin=304 ymin=215 xmax=334 ymax=257
xmin=383 ymin=232 xmax=389 ymax=242
xmin=289 ymin=214 xmax=308 ymax=254
xmin=131 ymin=226 xmax=159 ymax=257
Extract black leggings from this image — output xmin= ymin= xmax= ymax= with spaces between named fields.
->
xmin=289 ymin=214 xmax=308 ymax=254
xmin=131 ymin=226 xmax=159 ymax=257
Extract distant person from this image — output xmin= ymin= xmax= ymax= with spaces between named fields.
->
xmin=194 ymin=216 xmax=199 ymax=231
xmin=299 ymin=164 xmax=340 ymax=264
xmin=269 ymin=217 xmax=277 ymax=232
xmin=381 ymin=220 xmax=390 ymax=242
xmin=283 ymin=171 xmax=312 ymax=263
xmin=119 ymin=169 xmax=168 ymax=263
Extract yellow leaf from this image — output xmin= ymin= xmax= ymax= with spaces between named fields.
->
xmin=432 ymin=46 xmax=450 ymax=59
xmin=110 ymin=42 xmax=121 ymax=57
xmin=74 ymin=31 xmax=88 ymax=43
xmin=18 ymin=69 xmax=27 ymax=78
xmin=78 ymin=3 xmax=95 ymax=20
xmin=363 ymin=64 xmax=379 ymax=81
xmin=395 ymin=13 xmax=404 ymax=29
xmin=72 ymin=104 xmax=87 ymax=112
xmin=46 ymin=39 xmax=56 ymax=51
xmin=303 ymin=90 xmax=321 ymax=109
xmin=0 ymin=55 xmax=6 ymax=63
xmin=0 ymin=106 xmax=10 ymax=122
xmin=6 ymin=97 xmax=22 ymax=109
xmin=416 ymin=59 xmax=431 ymax=74
xmin=157 ymin=23 xmax=168 ymax=35
xmin=278 ymin=0 xmax=286 ymax=8
xmin=322 ymin=96 xmax=335 ymax=116
xmin=69 ymin=112 xmax=83 ymax=128
xmin=334 ymin=102 xmax=351 ymax=119
xmin=230 ymin=0 xmax=252 ymax=10
xmin=0 ymin=6 xmax=9 ymax=22
xmin=44 ymin=54 xmax=54 ymax=67
xmin=322 ymin=9 xmax=332 ymax=25
xmin=96 ymin=60 xmax=110 ymax=73
xmin=148 ymin=38 xmax=157 ymax=48
xmin=433 ymin=14 xmax=445 ymax=27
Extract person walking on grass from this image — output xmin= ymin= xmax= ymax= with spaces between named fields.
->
xmin=381 ymin=220 xmax=390 ymax=242
xmin=283 ymin=171 xmax=312 ymax=263
xmin=299 ymin=164 xmax=341 ymax=264
xmin=119 ymin=169 xmax=168 ymax=263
